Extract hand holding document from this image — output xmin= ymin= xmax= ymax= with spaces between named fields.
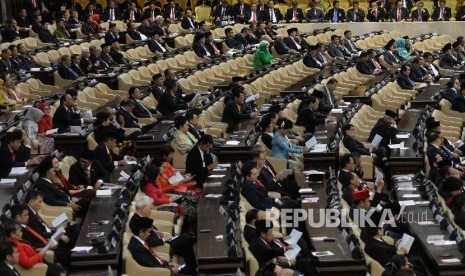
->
xmin=284 ymin=229 xmax=303 ymax=245
xmin=305 ymin=136 xmax=317 ymax=149
xmin=397 ymin=233 xmax=414 ymax=254
xmin=51 ymin=213 xmax=68 ymax=228
xmin=169 ymin=171 xmax=184 ymax=184
xmin=371 ymin=134 xmax=382 ymax=147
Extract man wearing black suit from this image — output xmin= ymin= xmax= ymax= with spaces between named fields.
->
xmin=397 ymin=65 xmax=415 ymax=90
xmin=158 ymin=81 xmax=189 ymax=115
xmin=52 ymin=94 xmax=87 ymax=133
xmin=411 ymin=1 xmax=430 ymax=21
xmin=142 ymin=2 xmax=161 ymax=22
xmin=104 ymin=22 xmax=119 ymax=45
xmin=0 ymin=242 xmax=20 ymax=276
xmin=69 ymin=150 xmax=110 ymax=189
xmin=410 ymin=57 xmax=430 ymax=82
xmin=344 ymin=31 xmax=360 ymax=54
xmin=274 ymin=35 xmax=296 ymax=55
xmin=235 ymin=28 xmax=251 ymax=48
xmin=58 ymin=55 xmax=80 ymax=80
xmin=367 ymin=1 xmax=385 ymax=22
xmin=303 ymin=45 xmax=324 ymax=68
xmin=356 ymin=52 xmax=374 ymax=74
xmin=37 ymin=22 xmax=58 ymax=44
xmin=383 ymin=39 xmax=401 ymax=66
xmin=214 ymin=0 xmax=233 ymax=22
xmin=426 ymin=131 xmax=459 ymax=168
xmin=147 ymin=30 xmax=168 ymax=55
xmin=36 ymin=157 xmax=88 ymax=218
xmin=163 ymin=0 xmax=182 ymax=22
xmin=24 ymin=0 xmax=41 ymax=15
xmin=186 ymin=109 xmax=205 ymax=140
xmin=181 ymin=9 xmax=198 ymax=29
xmin=224 ymin=28 xmax=242 ymax=49
xmin=285 ymin=2 xmax=304 ymax=22
xmin=102 ymin=1 xmax=121 ymax=22
xmin=233 ymin=0 xmax=250 ymax=22
xmin=390 ymin=0 xmax=409 ymax=21
xmin=241 ymin=165 xmax=282 ymax=211
xmin=284 ymin=28 xmax=307 ymax=53
xmin=263 ymin=1 xmax=283 ymax=23
xmin=67 ymin=0 xmax=84 ymax=18
xmin=347 ymin=1 xmax=365 ymax=22
xmin=110 ymin=42 xmax=128 ymax=64
xmin=306 ymin=2 xmax=324 ymax=22
xmin=432 ymin=0 xmax=451 ymax=21
xmin=338 ymin=154 xmax=356 ymax=187
xmin=0 ymin=131 xmax=38 ymax=177
xmin=325 ymin=1 xmax=345 ymax=22
xmin=452 ymin=86 xmax=465 ymax=113
xmin=221 ymin=87 xmax=258 ymax=133
xmin=296 ymin=97 xmax=327 ymax=134
xmin=243 ymin=209 xmax=259 ymax=243
xmin=128 ymin=216 xmax=194 ymax=274
xmin=368 ymin=110 xmax=399 ymax=150
xmin=440 ymin=43 xmax=463 ymax=70
xmin=245 ymin=4 xmax=262 ymax=23
xmin=93 ymin=132 xmax=134 ymax=173
xmin=185 ymin=135 xmax=215 ymax=188
xmin=2 ymin=19 xmax=21 ymax=43
xmin=123 ymin=2 xmax=141 ymax=22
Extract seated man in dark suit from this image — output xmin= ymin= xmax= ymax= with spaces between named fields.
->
xmin=102 ymin=1 xmax=121 ymax=21
xmin=356 ymin=51 xmax=375 ymax=74
xmin=104 ymin=22 xmax=119 ymax=45
xmin=58 ymin=55 xmax=82 ymax=81
xmin=452 ymin=85 xmax=465 ymax=113
xmin=233 ymin=0 xmax=250 ymax=22
xmin=224 ymin=27 xmax=242 ymax=50
xmin=285 ymin=2 xmax=304 ymax=22
xmin=158 ymin=81 xmax=190 ymax=115
xmin=221 ymin=86 xmax=258 ymax=133
xmin=110 ymin=41 xmax=129 ymax=65
xmin=52 ymin=94 xmax=91 ymax=133
xmin=249 ymin=219 xmax=317 ymax=275
xmin=367 ymin=110 xmax=399 ymax=151
xmin=303 ymin=45 xmax=325 ymax=68
xmin=440 ymin=43 xmax=463 ymax=70
xmin=147 ymin=29 xmax=168 ymax=55
xmin=347 ymin=1 xmax=365 ymax=22
xmin=185 ymin=134 xmax=216 ymax=188
xmin=325 ymin=0 xmax=345 ymax=22
xmin=69 ymin=150 xmax=110 ymax=190
xmin=296 ymin=96 xmax=330 ymax=134
xmin=0 ymin=241 xmax=20 ymax=276
xmin=36 ymin=156 xmax=89 ymax=219
xmin=128 ymin=215 xmax=194 ymax=274
xmin=163 ymin=0 xmax=182 ymax=23
xmin=93 ymin=131 xmax=135 ymax=173
xmin=122 ymin=2 xmax=141 ymax=22
xmin=306 ymin=2 xmax=324 ymax=22
xmin=142 ymin=2 xmax=161 ymax=22
xmin=274 ymin=35 xmax=298 ymax=56
xmin=367 ymin=1 xmax=385 ymax=21
xmin=0 ymin=131 xmax=39 ymax=177
xmin=411 ymin=1 xmax=430 ymax=21
xmin=37 ymin=21 xmax=58 ymax=44
xmin=338 ymin=153 xmax=356 ymax=187
xmin=390 ymin=0 xmax=409 ymax=22
xmin=181 ymin=9 xmax=198 ymax=29
xmin=432 ymin=0 xmax=451 ymax=21
xmin=2 ymin=19 xmax=21 ymax=42
xmin=128 ymin=87 xmax=160 ymax=121
xmin=397 ymin=64 xmax=416 ymax=90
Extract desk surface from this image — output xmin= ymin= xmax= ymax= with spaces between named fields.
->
xmin=410 ymin=79 xmax=448 ymax=107
xmin=302 ymin=178 xmax=366 ymax=275
xmin=394 ymin=178 xmax=465 ymax=275
xmin=344 ymin=71 xmax=392 ymax=102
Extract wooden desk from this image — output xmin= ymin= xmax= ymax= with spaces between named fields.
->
xmin=389 ymin=108 xmax=424 ymax=173
xmin=394 ymin=178 xmax=465 ymax=275
xmin=196 ymin=169 xmax=244 ymax=274
xmin=343 ymin=71 xmax=392 ymax=103
xmin=302 ymin=177 xmax=366 ymax=275
xmin=30 ymin=69 xmax=56 ymax=85
xmin=70 ymin=167 xmax=130 ymax=273
xmin=410 ymin=79 xmax=448 ymax=108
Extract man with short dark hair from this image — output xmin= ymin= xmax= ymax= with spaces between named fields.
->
xmin=432 ymin=0 xmax=451 ymax=21
xmin=347 ymin=1 xmax=365 ymax=22
xmin=93 ymin=131 xmax=135 ymax=172
xmin=356 ymin=51 xmax=374 ymax=74
xmin=221 ymin=87 xmax=258 ymax=133
xmin=53 ymin=93 xmax=91 ymax=132
xmin=325 ymin=0 xmax=345 ymax=22
xmin=69 ymin=150 xmax=109 ymax=189
xmin=390 ymin=0 xmax=409 ymax=22
xmin=397 ymin=65 xmax=415 ymax=90
xmin=0 ymin=131 xmax=39 ymax=177
xmin=285 ymin=1 xmax=304 ymax=23
xmin=0 ymin=241 xmax=19 ymax=276
xmin=368 ymin=110 xmax=399 ymax=150
xmin=452 ymin=84 xmax=465 ymax=113
xmin=185 ymin=134 xmax=216 ymax=188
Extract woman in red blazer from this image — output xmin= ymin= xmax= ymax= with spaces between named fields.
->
xmin=4 ymin=221 xmax=45 ymax=269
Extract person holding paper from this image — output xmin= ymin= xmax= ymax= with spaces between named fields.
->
xmin=342 ymin=172 xmax=385 ymax=207
xmin=154 ymin=146 xmax=195 ymax=193
xmin=426 ymin=131 xmax=464 ymax=170
xmin=272 ymin=118 xmax=309 ymax=170
xmin=69 ymin=150 xmax=110 ymax=191
xmin=249 ymin=219 xmax=318 ymax=275
xmin=368 ymin=110 xmax=399 ymax=152
xmin=185 ymin=134 xmax=216 ymax=189
xmin=0 ymin=241 xmax=21 ymax=276
xmin=10 ymin=204 xmax=73 ymax=269
xmin=296 ymin=96 xmax=334 ymax=134
xmin=364 ymin=225 xmax=426 ymax=275
xmin=93 ymin=131 xmax=136 ymax=173
xmin=221 ymin=86 xmax=258 ymax=133
xmin=338 ymin=154 xmax=357 ymax=187
xmin=52 ymin=94 xmax=92 ymax=133
xmin=4 ymin=221 xmax=65 ymax=273
xmin=425 ymin=118 xmax=464 ymax=159
xmin=0 ymin=131 xmax=39 ymax=177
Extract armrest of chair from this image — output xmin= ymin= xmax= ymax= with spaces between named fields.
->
xmin=206 ymin=127 xmax=223 ymax=138
xmin=15 ymin=263 xmax=48 ymax=276
xmin=138 ymin=117 xmax=157 ymax=125
xmin=268 ymin=192 xmax=281 ymax=199
xmin=152 ymin=243 xmax=171 ymax=255
xmin=151 ymin=210 xmax=175 ymax=223
xmin=39 ymin=204 xmax=73 ymax=222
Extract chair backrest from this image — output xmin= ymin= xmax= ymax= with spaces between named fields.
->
xmin=87 ymin=132 xmax=98 ymax=150
xmin=171 ymin=143 xmax=187 ymax=169
xmin=195 ymin=5 xmax=212 ymax=22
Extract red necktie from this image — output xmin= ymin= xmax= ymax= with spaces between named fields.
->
xmin=397 ymin=9 xmax=401 ymax=21
xmin=253 ymin=11 xmax=256 ymax=21
xmin=273 ymin=239 xmax=286 ymax=248
xmin=294 ymin=10 xmax=297 ymax=21
xmin=270 ymin=10 xmax=274 ymax=22
xmin=11 ymin=152 xmax=16 ymax=162
xmin=143 ymin=241 xmax=164 ymax=265
xmin=32 ymin=0 xmax=36 ymax=8
xmin=130 ymin=10 xmax=135 ymax=21
xmin=151 ymin=11 xmax=154 ymax=20
xmin=171 ymin=8 xmax=175 ymax=19
xmin=211 ymin=43 xmax=220 ymax=55
xmin=25 ymin=226 xmax=48 ymax=246
xmin=440 ymin=8 xmax=444 ymax=19
xmin=108 ymin=151 xmax=113 ymax=162
xmin=354 ymin=10 xmax=357 ymax=21
xmin=374 ymin=9 xmax=378 ymax=17
xmin=256 ymin=179 xmax=265 ymax=189
xmin=418 ymin=10 xmax=421 ymax=20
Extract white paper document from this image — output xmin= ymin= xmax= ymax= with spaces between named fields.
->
xmin=284 ymin=243 xmax=301 ymax=260
xmin=371 ymin=134 xmax=382 ymax=147
xmin=245 ymin=94 xmax=259 ymax=103
xmin=303 ymin=170 xmax=324 ymax=175
xmin=9 ymin=167 xmax=28 ymax=176
xmin=71 ymin=246 xmax=93 ymax=253
xmin=284 ymin=229 xmax=303 ymax=245
xmin=398 ymin=200 xmax=416 ymax=206
xmin=0 ymin=179 xmax=16 ymax=185
xmin=305 ymin=136 xmax=318 ymax=149
xmin=312 ymin=251 xmax=335 ymax=257
xmin=280 ymin=169 xmax=293 ymax=179
xmin=225 ymin=140 xmax=241 ymax=145
xmin=397 ymin=233 xmax=414 ymax=254
xmin=169 ymin=171 xmax=184 ymax=184
xmin=51 ymin=213 xmax=68 ymax=228
xmin=45 ymin=128 xmax=59 ymax=135
xmin=375 ymin=171 xmax=384 ymax=186
xmin=396 ymin=134 xmax=410 ymax=139
xmin=208 ymin=174 xmax=226 ymax=178
xmin=312 ymin=144 xmax=328 ymax=152
xmin=331 ymin=108 xmax=343 ymax=113
xmin=299 ymin=188 xmax=313 ymax=193
xmin=96 ymin=190 xmax=112 ymax=197
xmin=402 ymin=194 xmax=420 ymax=198
xmin=51 ymin=226 xmax=66 ymax=241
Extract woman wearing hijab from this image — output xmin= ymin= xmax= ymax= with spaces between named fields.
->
xmin=395 ymin=37 xmax=413 ymax=60
xmin=253 ymin=40 xmax=275 ymax=69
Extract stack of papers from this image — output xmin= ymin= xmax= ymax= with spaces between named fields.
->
xmin=208 ymin=175 xmax=226 ymax=179
xmin=397 ymin=233 xmax=415 ymax=254
xmin=371 ymin=134 xmax=383 ymax=147
xmin=305 ymin=137 xmax=317 ymax=149
xmin=51 ymin=213 xmax=68 ymax=228
xmin=396 ymin=134 xmax=410 ymax=139
xmin=225 ymin=140 xmax=241 ymax=145
xmin=303 ymin=170 xmax=325 ymax=175
xmin=299 ymin=188 xmax=313 ymax=193
xmin=312 ymin=251 xmax=335 ymax=257
xmin=0 ymin=178 xmax=16 ymax=187
xmin=169 ymin=171 xmax=184 ymax=184
xmin=9 ymin=167 xmax=28 ymax=177
xmin=71 ymin=246 xmax=93 ymax=253
xmin=312 ymin=144 xmax=328 ymax=152
xmin=284 ymin=230 xmax=303 ymax=260
xmin=96 ymin=190 xmax=112 ymax=197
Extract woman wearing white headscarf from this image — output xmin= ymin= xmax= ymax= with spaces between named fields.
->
xmin=22 ymin=107 xmax=55 ymax=154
